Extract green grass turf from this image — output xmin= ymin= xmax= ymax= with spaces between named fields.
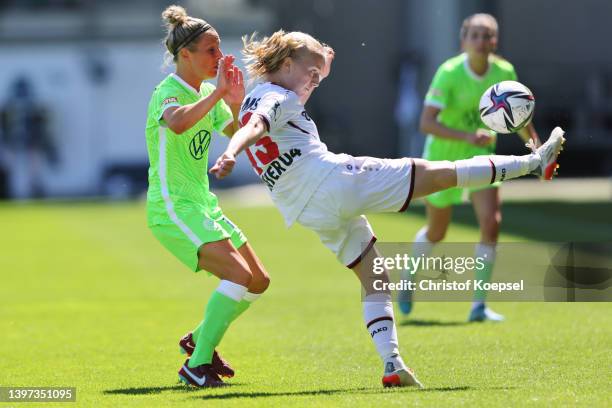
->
xmin=0 ymin=200 xmax=610 ymax=407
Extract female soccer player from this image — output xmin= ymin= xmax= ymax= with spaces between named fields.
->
xmin=145 ymin=5 xmax=270 ymax=387
xmin=210 ymin=30 xmax=563 ymax=388
xmin=399 ymin=14 xmax=539 ymax=321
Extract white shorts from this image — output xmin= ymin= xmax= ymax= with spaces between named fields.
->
xmin=296 ymin=155 xmax=415 ymax=268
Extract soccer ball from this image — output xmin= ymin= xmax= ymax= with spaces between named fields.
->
xmin=479 ymin=80 xmax=535 ymax=134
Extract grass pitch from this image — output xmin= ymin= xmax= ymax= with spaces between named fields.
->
xmin=0 ymin=200 xmax=610 ymax=407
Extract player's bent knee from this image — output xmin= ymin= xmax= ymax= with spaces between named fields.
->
xmin=250 ymin=273 xmax=270 ymax=294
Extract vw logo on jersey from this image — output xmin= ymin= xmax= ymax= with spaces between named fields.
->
xmin=189 ymin=130 xmax=211 ymax=160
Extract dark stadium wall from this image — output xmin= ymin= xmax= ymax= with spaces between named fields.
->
xmin=255 ymin=0 xmax=611 ymax=175
xmin=254 ymin=0 xmax=404 ymax=158
xmin=496 ymin=0 xmax=612 ymax=175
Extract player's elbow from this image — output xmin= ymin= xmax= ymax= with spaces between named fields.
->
xmin=419 ymin=115 xmax=433 ymax=135
xmin=245 ymin=116 xmax=267 ymax=142
xmin=419 ymin=107 xmax=439 ymax=135
xmin=167 ymin=120 xmax=188 ymax=135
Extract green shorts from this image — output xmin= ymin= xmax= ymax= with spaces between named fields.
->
xmin=150 ymin=207 xmax=247 ymax=272
xmin=423 ymin=136 xmax=498 ymax=208
xmin=425 ymin=183 xmax=499 ymax=208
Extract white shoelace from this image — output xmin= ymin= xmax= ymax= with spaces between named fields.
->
xmin=525 ymin=138 xmax=538 ymax=154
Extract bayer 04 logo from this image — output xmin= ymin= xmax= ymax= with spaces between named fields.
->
xmin=479 ymin=80 xmax=535 ymax=134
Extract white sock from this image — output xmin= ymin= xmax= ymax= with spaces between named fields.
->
xmin=402 ymin=227 xmax=434 ymax=280
xmin=216 ymin=280 xmax=248 ymax=302
xmin=363 ymin=293 xmax=399 ymax=361
xmin=475 ymin=243 xmax=497 ymax=265
xmin=455 ymin=154 xmax=536 ymax=188
xmin=243 ymin=291 xmax=262 ymax=303
xmin=413 ymin=226 xmax=435 ymax=260
xmin=384 ymin=354 xmax=407 ymax=373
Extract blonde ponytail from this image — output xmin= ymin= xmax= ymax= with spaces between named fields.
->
xmin=243 ymin=30 xmax=324 ymax=79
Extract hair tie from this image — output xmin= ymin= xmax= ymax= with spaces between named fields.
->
xmin=173 ymin=24 xmax=211 ymax=56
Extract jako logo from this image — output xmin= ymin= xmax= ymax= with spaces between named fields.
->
xmin=190 ymin=130 xmax=211 ymax=160
xmin=500 ymin=167 xmax=507 ymax=181
xmin=370 ymin=327 xmax=388 ymax=337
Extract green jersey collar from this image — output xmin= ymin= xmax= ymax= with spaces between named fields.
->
xmin=462 ymin=53 xmax=491 ymax=81
xmin=170 ymin=73 xmax=200 ymax=97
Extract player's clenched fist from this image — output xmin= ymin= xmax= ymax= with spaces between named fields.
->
xmin=209 ymin=152 xmax=236 ymax=179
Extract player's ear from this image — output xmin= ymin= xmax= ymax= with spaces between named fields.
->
xmin=282 ymin=57 xmax=292 ymax=73
xmin=179 ymin=47 xmax=191 ymax=61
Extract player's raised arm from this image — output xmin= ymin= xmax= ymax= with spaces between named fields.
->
xmin=163 ymin=56 xmax=235 ymax=134
xmin=221 ymin=57 xmax=246 ymax=137
xmin=210 ymin=113 xmax=267 ymax=179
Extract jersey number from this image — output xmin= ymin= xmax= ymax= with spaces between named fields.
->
xmin=241 ymin=112 xmax=280 ymax=175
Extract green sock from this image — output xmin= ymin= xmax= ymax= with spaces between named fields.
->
xmin=474 ymin=261 xmax=494 ymax=302
xmin=189 ymin=290 xmax=241 ymax=368
xmin=232 ymin=298 xmax=253 ymax=321
xmin=191 ymin=295 xmax=258 ymax=343
xmin=474 ymin=243 xmax=496 ymax=302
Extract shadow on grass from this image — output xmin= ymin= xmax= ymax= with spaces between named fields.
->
xmin=196 ymin=387 xmax=373 ymax=400
xmin=103 ymin=383 xmax=243 ymax=395
xmin=195 ymin=386 xmax=476 ymax=400
xmin=196 ymin=385 xmax=481 ymax=400
xmin=419 ymin=386 xmax=471 ymax=392
xmin=105 ymin=384 xmax=486 ymax=400
xmin=419 ymin=385 xmax=515 ymax=393
xmin=400 ymin=319 xmax=469 ymax=327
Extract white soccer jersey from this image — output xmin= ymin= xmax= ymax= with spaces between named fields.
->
xmin=239 ymin=82 xmax=346 ymax=226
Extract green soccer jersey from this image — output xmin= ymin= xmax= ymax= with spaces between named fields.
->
xmin=423 ymin=53 xmax=517 ymax=161
xmin=145 ymin=73 xmax=233 ymax=226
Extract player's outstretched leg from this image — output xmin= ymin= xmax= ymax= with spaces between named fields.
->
xmin=526 ymin=127 xmax=565 ymax=180
xmin=411 ymin=127 xmax=566 ymax=200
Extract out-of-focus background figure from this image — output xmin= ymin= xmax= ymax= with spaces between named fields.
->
xmin=0 ymin=76 xmax=56 ymax=199
xmin=0 ymin=0 xmax=609 ymax=202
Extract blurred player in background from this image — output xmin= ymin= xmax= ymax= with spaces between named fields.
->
xmin=209 ymin=30 xmax=564 ymax=387
xmin=0 ymin=76 xmax=56 ymax=199
xmin=145 ymin=5 xmax=269 ymax=387
xmin=398 ymin=13 xmax=541 ymax=322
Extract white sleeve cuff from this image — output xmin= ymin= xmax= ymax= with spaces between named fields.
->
xmin=157 ymin=103 xmax=181 ymax=122
xmin=423 ymin=100 xmax=445 ymax=110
